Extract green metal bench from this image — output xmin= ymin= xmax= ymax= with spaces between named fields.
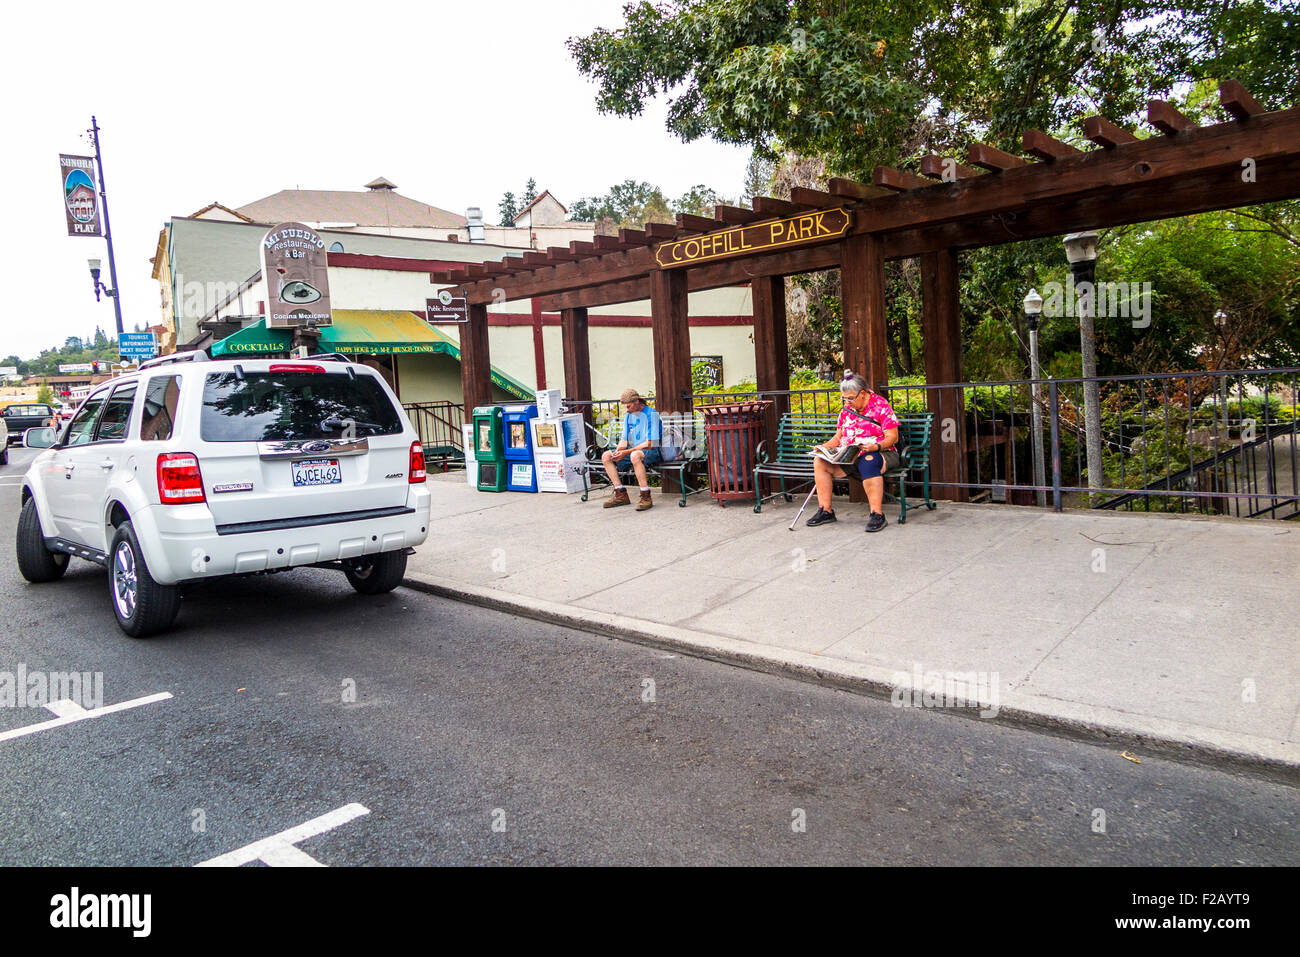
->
xmin=578 ymin=414 xmax=709 ymax=507
xmin=752 ymin=411 xmax=936 ymax=523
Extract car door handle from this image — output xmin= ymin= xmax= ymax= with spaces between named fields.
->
xmin=64 ymin=463 xmax=75 ymax=478
xmin=100 ymin=459 xmax=115 ymax=470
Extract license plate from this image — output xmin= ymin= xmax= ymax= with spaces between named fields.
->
xmin=292 ymin=458 xmax=341 ymax=487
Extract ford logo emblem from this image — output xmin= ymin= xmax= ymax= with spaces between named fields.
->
xmin=302 ymin=440 xmax=331 ymax=453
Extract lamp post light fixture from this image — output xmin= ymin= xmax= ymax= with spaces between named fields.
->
xmin=1024 ymin=288 xmax=1047 ymax=507
xmin=1063 ymin=230 xmax=1103 ymax=497
xmin=88 ymin=258 xmax=115 ymax=303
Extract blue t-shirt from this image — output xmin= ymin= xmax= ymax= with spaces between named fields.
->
xmin=621 ymin=406 xmax=662 ymax=446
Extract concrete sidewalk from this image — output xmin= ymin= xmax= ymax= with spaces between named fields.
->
xmin=406 ymin=473 xmax=1300 ymax=781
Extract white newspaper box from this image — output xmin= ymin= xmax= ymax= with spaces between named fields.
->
xmin=461 ymin=423 xmax=479 ymax=487
xmin=530 ymin=413 xmax=585 ymax=493
xmin=535 ymin=388 xmax=563 ymax=420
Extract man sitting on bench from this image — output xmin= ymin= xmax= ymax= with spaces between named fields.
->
xmin=806 ymin=371 xmax=901 ymax=533
xmin=601 ymin=388 xmax=663 ymax=511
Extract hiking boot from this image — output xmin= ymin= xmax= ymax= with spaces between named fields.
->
xmin=636 ymin=490 xmax=654 ymax=511
xmin=806 ymin=507 xmax=837 ymax=527
xmin=604 ymin=487 xmax=631 ymax=508
xmin=865 ymin=511 xmax=887 ymax=533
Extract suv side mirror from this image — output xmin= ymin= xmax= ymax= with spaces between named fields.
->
xmin=23 ymin=427 xmax=57 ymax=449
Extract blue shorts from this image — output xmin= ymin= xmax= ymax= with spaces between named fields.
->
xmin=856 ymin=449 xmax=900 ymax=479
xmin=609 ymin=447 xmax=662 ymax=469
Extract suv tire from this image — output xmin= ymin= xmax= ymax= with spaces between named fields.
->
xmin=109 ymin=521 xmax=181 ymax=637
xmin=343 ymin=550 xmax=407 ymax=595
xmin=16 ymin=497 xmax=68 ymax=583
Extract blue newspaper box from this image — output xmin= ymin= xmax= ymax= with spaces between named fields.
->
xmin=501 ymin=403 xmax=539 ymax=492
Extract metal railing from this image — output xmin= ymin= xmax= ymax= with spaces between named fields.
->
xmin=403 ymin=400 xmax=465 ymax=470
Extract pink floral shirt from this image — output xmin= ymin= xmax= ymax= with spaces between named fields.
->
xmin=837 ymin=392 xmax=900 ymax=447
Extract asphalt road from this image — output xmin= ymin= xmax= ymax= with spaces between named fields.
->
xmin=0 ymin=446 xmax=1297 ymax=866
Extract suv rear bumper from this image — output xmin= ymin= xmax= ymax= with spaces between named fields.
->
xmin=131 ymin=486 xmax=431 ymax=584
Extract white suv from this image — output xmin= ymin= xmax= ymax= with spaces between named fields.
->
xmin=16 ymin=353 xmax=431 ymax=636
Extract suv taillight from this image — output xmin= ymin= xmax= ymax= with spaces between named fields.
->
xmin=269 ymin=363 xmax=325 ymax=373
xmin=157 ymin=453 xmax=206 ymax=504
xmin=409 ymin=441 xmax=426 ymax=483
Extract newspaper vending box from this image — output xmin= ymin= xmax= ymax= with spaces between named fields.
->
xmin=530 ymin=413 xmax=585 ymax=493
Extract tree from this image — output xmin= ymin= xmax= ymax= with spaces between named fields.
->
xmin=64 ymin=336 xmax=82 ymax=352
xmin=498 ymin=191 xmax=518 ymax=226
xmin=36 ymin=378 xmax=53 ymax=406
xmin=521 ymin=178 xmax=538 ymax=207
xmin=568 ymin=180 xmax=685 ymax=229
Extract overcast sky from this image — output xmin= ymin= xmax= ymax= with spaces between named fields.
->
xmin=0 ymin=0 xmax=750 ymax=361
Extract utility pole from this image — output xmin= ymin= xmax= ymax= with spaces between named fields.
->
xmin=89 ymin=116 xmax=124 ymax=337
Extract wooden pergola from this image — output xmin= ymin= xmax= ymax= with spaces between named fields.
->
xmin=433 ymin=82 xmax=1300 ymax=499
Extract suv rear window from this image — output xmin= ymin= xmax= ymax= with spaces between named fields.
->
xmin=200 ymin=371 xmax=403 ymax=442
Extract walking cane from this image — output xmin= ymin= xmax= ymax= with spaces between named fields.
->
xmin=789 ymin=484 xmax=818 ymax=531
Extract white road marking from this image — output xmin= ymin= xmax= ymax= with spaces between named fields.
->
xmin=0 ymin=692 xmax=172 ymax=743
xmin=44 ymin=699 xmax=89 ymax=718
xmin=196 ymin=803 xmax=370 ymax=867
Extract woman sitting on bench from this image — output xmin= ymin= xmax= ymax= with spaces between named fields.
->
xmin=806 ymin=371 xmax=901 ymax=533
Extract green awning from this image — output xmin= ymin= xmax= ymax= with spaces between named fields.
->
xmin=211 ymin=310 xmax=531 ymax=399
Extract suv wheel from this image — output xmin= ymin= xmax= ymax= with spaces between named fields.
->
xmin=108 ymin=521 xmax=181 ymax=637
xmin=16 ymin=497 xmax=68 ymax=583
xmin=343 ymin=550 xmax=407 ymax=595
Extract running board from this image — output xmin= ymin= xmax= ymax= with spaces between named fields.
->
xmin=45 ymin=537 xmax=108 ymax=565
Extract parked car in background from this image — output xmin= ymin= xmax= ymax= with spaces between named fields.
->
xmin=3 ymin=404 xmax=57 ymax=447
xmin=16 ymin=352 xmax=431 ymax=637
xmin=0 ymin=417 xmax=7 ymax=465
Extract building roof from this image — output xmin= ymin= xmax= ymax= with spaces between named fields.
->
xmin=511 ymin=190 xmax=565 ymax=224
xmin=236 ymin=182 xmax=466 ymax=229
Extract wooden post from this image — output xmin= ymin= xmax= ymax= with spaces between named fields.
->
xmin=649 ymin=269 xmax=692 ymax=415
xmin=750 ymin=275 xmax=789 ymax=440
xmin=560 ymin=306 xmax=592 ymax=427
xmin=841 ymin=234 xmax=889 ymax=391
xmin=460 ymin=302 xmax=492 ymax=413
xmin=920 ymin=248 xmax=967 ymax=502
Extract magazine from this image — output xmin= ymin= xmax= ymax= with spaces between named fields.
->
xmin=809 ymin=443 xmax=860 ymax=466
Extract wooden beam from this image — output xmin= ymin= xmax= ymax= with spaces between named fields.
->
xmin=874 ymin=166 xmax=932 ymax=191
xmin=841 ymin=234 xmax=888 ymax=392
xmin=714 ymin=204 xmax=764 ymax=225
xmin=499 ymin=259 xmax=534 ymax=273
xmin=618 ymin=228 xmax=653 ymax=246
xmin=1022 ymin=129 xmax=1080 ymax=161
xmin=828 ymin=177 xmax=892 ymax=201
xmin=560 ymin=306 xmax=592 ymax=427
xmin=460 ymin=302 xmax=492 ymax=413
xmin=967 ymin=142 xmax=1028 ymax=171
xmin=1083 ymin=115 xmax=1140 ymax=148
xmin=676 ymin=213 xmax=722 ymax=232
xmin=919 ymin=154 xmax=980 ymax=181
xmin=752 ymin=195 xmax=806 ymax=217
xmin=1147 ymin=99 xmax=1196 ymax=136
xmin=1221 ymin=79 xmax=1264 ymax=121
xmin=920 ymin=248 xmax=966 ymax=502
xmin=522 ymin=252 xmax=551 ymax=267
xmin=463 ymin=264 xmax=489 ymax=278
xmin=649 ymin=269 xmax=692 ymax=415
xmin=789 ymin=186 xmax=847 ymax=208
xmin=751 ymin=275 xmax=790 ymax=442
xmin=568 ymin=241 xmax=597 ymax=258
xmin=546 ymin=246 xmax=580 ymax=262
xmin=592 ymin=235 xmax=623 ymax=252
xmin=643 ymin=222 xmax=678 ymax=241
xmin=429 ymin=271 xmax=457 ymax=283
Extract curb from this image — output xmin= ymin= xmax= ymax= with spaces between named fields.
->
xmin=403 ymin=572 xmax=1300 ymax=786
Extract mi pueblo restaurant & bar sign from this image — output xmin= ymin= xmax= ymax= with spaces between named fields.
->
xmin=654 ymin=207 xmax=851 ymax=268
xmin=263 ymin=222 xmax=333 ymax=329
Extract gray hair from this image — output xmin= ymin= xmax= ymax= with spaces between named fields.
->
xmin=840 ymin=371 xmax=868 ymax=394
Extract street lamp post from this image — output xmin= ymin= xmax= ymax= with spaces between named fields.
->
xmin=1064 ymin=231 xmax=1103 ymax=498
xmin=88 ymin=116 xmax=125 ymax=338
xmin=1024 ymin=288 xmax=1046 ymax=508
xmin=88 ymin=258 xmax=115 ymax=302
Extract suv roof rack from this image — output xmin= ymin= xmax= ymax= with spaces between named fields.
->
xmin=138 ymin=350 xmax=211 ymax=370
